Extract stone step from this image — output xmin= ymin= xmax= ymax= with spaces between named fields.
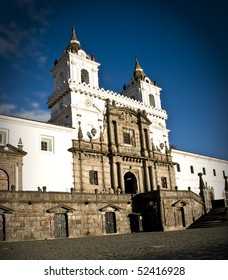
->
xmin=187 ymin=207 xmax=228 ymax=229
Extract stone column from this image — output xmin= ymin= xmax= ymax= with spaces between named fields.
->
xmin=153 ymin=162 xmax=159 ymax=189
xmin=138 ymin=112 xmax=146 ymax=156
xmin=101 ymin=155 xmax=107 ymax=191
xmin=106 ymin=100 xmax=115 ymax=153
xmin=115 ymin=122 xmax=122 ymax=153
xmin=143 ymin=161 xmax=150 ymax=192
xmin=144 ymin=129 xmax=151 ymax=156
xmin=110 ymin=159 xmax=117 ymax=192
xmin=148 ymin=165 xmax=155 ymax=191
xmin=18 ymin=160 xmax=23 ymax=191
xmin=117 ymin=162 xmax=124 ymax=193
xmin=79 ymin=153 xmax=85 ymax=192
xmin=168 ymin=164 xmax=173 ymax=190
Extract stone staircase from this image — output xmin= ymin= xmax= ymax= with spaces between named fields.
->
xmin=188 ymin=207 xmax=228 ymax=229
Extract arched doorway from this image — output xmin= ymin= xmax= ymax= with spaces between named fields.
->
xmin=0 ymin=169 xmax=9 ymax=190
xmin=124 ymin=172 xmax=137 ymax=194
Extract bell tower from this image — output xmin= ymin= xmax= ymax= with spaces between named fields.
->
xmin=121 ymin=57 xmax=170 ymax=153
xmin=121 ymin=57 xmax=162 ymax=109
xmin=47 ymin=27 xmax=101 ymax=127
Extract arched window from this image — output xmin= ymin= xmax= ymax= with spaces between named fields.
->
xmin=0 ymin=169 xmax=9 ymax=190
xmin=149 ymin=94 xmax=155 ymax=107
xmin=81 ymin=69 xmax=89 ymax=84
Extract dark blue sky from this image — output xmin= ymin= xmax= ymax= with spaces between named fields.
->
xmin=0 ymin=0 xmax=227 ymax=160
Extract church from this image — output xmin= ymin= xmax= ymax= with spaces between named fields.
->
xmin=0 ymin=27 xmax=227 ymax=241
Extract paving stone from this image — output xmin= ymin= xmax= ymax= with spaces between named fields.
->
xmin=0 ymin=226 xmax=228 ymax=260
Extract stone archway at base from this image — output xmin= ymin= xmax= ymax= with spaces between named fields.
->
xmin=124 ymin=171 xmax=137 ymax=194
xmin=0 ymin=169 xmax=9 ymax=191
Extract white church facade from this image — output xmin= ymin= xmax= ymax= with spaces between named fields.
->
xmin=0 ymin=27 xmax=227 ymax=241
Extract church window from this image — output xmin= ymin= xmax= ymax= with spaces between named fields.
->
xmin=89 ymin=170 xmax=98 ymax=185
xmin=190 ymin=165 xmax=194 ymax=174
xmin=149 ymin=94 xmax=155 ymax=107
xmin=0 ymin=129 xmax=8 ymax=146
xmin=202 ymin=167 xmax=206 ymax=175
xmin=213 ymin=169 xmax=216 ymax=176
xmin=81 ymin=69 xmax=89 ymax=84
xmin=123 ymin=132 xmax=131 ymax=145
xmin=161 ymin=177 xmax=167 ymax=188
xmin=176 ymin=164 xmax=181 ymax=172
xmin=40 ymin=136 xmax=54 ymax=152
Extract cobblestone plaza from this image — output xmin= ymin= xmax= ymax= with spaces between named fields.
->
xmin=0 ymin=226 xmax=227 ymax=260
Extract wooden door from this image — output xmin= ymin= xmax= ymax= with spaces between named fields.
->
xmin=54 ymin=213 xmax=68 ymax=238
xmin=177 ymin=207 xmax=186 ymax=227
xmin=0 ymin=215 xmax=5 ymax=241
xmin=105 ymin=212 xmax=116 ymax=234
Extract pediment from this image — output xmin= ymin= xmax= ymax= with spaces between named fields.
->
xmin=109 ymin=106 xmax=151 ymax=125
xmin=117 ymin=109 xmax=138 ymax=123
xmin=46 ymin=204 xmax=76 ymax=213
xmin=77 ymin=99 xmax=103 ymax=114
xmin=172 ymin=199 xmax=189 ymax=207
xmin=99 ymin=204 xmax=123 ymax=212
xmin=0 ymin=144 xmax=27 ymax=156
xmin=151 ymin=120 xmax=166 ymax=130
xmin=0 ymin=204 xmax=15 ymax=214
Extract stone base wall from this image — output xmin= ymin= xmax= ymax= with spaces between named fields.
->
xmin=0 ymin=190 xmax=132 ymax=241
xmin=132 ymin=189 xmax=204 ymax=231
xmin=160 ymin=190 xmax=204 ymax=230
xmin=0 ymin=189 xmax=205 ymax=242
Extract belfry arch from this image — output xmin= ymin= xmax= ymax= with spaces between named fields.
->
xmin=124 ymin=171 xmax=138 ymax=194
xmin=81 ymin=69 xmax=89 ymax=84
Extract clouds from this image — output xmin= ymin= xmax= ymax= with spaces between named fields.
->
xmin=0 ymin=1 xmax=53 ymax=122
xmin=0 ymin=103 xmax=16 ymax=114
xmin=0 ymin=102 xmax=50 ymax=122
xmin=0 ymin=22 xmax=29 ymax=58
xmin=15 ymin=0 xmax=52 ymax=27
xmin=16 ymin=108 xmax=50 ymax=122
xmin=0 ymin=0 xmax=52 ymax=68
xmin=0 ymin=86 xmax=50 ymax=122
xmin=0 ymin=22 xmax=49 ymax=69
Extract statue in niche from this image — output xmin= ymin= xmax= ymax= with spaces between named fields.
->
xmin=119 ymin=111 xmax=125 ymax=120
xmin=151 ymin=138 xmax=155 ymax=151
xmin=125 ymin=111 xmax=132 ymax=123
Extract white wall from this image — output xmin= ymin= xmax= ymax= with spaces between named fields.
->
xmin=172 ymin=149 xmax=228 ymax=199
xmin=0 ymin=115 xmax=75 ymax=192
